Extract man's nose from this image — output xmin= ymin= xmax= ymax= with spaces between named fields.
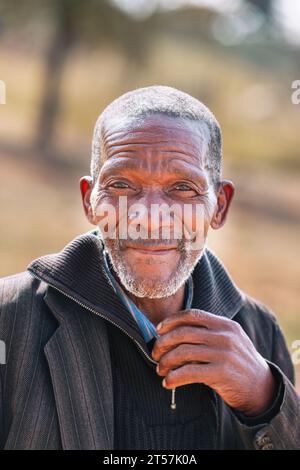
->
xmin=128 ymin=192 xmax=177 ymax=239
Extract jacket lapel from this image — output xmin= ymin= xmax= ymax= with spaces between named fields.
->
xmin=43 ymin=286 xmax=114 ymax=449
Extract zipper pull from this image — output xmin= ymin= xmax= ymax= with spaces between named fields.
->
xmin=171 ymin=388 xmax=176 ymax=410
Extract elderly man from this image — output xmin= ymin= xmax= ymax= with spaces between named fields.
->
xmin=0 ymin=86 xmax=299 ymax=450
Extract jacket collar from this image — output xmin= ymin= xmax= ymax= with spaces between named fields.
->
xmin=27 ymin=229 xmax=245 ymax=326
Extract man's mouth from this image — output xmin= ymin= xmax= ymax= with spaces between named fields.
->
xmin=124 ymin=243 xmax=179 ymax=255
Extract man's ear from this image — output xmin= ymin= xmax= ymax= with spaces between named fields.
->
xmin=210 ymin=180 xmax=235 ymax=230
xmin=79 ymin=176 xmax=96 ymax=225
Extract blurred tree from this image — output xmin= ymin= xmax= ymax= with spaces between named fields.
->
xmin=0 ymin=0 xmax=150 ymax=161
xmin=0 ymin=0 xmax=286 ymax=163
xmin=36 ymin=0 xmax=75 ymax=159
xmin=245 ymin=0 xmax=272 ymax=16
xmin=37 ymin=0 xmax=151 ymax=160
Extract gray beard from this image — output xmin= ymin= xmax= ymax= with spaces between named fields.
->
xmin=102 ymin=238 xmax=204 ymax=299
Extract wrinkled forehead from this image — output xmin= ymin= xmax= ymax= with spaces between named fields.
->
xmin=100 ymin=113 xmax=211 ymax=156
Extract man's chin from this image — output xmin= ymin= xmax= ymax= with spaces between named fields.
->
xmin=114 ymin=262 xmax=191 ymax=299
xmin=103 ymin=242 xmax=204 ymax=299
xmin=120 ymin=277 xmax=183 ymax=299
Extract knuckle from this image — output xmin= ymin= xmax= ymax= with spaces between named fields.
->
xmin=176 ymin=343 xmax=192 ymax=361
xmin=187 ymin=343 xmax=197 ymax=358
xmin=189 ymin=309 xmax=204 ymax=321
xmin=177 ymin=326 xmax=190 ymax=342
xmin=161 ymin=343 xmax=189 ymax=369
xmin=154 ymin=338 xmax=163 ymax=352
xmin=183 ymin=363 xmax=195 ymax=376
xmin=159 ymin=357 xmax=168 ymax=369
xmin=187 ymin=363 xmax=200 ymax=378
xmin=160 ymin=350 xmax=175 ymax=368
xmin=174 ymin=327 xmax=183 ymax=341
xmin=220 ymin=316 xmax=235 ymax=330
xmin=221 ymin=331 xmax=235 ymax=349
xmin=165 ymin=370 xmax=175 ymax=384
xmin=155 ymin=337 xmax=168 ymax=354
xmin=222 ymin=350 xmax=236 ymax=368
xmin=231 ymin=320 xmax=243 ymax=334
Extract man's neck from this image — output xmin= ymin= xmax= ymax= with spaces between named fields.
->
xmin=126 ymin=285 xmax=186 ymax=327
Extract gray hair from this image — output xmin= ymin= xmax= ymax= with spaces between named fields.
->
xmin=90 ymin=85 xmax=222 ymax=185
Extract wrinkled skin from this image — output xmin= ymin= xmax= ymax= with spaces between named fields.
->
xmin=152 ymin=309 xmax=277 ymax=416
xmin=80 ymin=113 xmax=277 ymax=417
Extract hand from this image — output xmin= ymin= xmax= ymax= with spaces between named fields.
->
xmin=151 ymin=309 xmax=277 ymax=416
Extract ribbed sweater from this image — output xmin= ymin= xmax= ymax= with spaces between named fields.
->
xmin=107 ymin=321 xmax=218 ymax=450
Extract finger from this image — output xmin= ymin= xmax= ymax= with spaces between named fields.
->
xmin=157 ymin=344 xmax=223 ymax=376
xmin=156 ymin=309 xmax=230 ymax=335
xmin=152 ymin=326 xmax=224 ymax=362
xmin=163 ymin=363 xmax=216 ymax=389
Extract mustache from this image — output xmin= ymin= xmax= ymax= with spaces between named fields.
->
xmin=110 ymin=237 xmax=195 ymax=252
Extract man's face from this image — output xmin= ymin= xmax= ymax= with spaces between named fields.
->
xmin=81 ymin=113 xmax=233 ymax=299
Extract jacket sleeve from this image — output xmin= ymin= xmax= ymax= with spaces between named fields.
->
xmin=0 ymin=361 xmax=3 ymax=449
xmin=0 ymin=277 xmax=10 ymax=450
xmin=229 ymin=316 xmax=300 ymax=450
xmin=0 ymin=281 xmax=6 ymax=449
xmin=252 ymin=320 xmax=300 ymax=450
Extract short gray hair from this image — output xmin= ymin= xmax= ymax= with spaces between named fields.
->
xmin=91 ymin=85 xmax=222 ymax=184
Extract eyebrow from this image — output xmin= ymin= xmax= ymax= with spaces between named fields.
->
xmin=100 ymin=161 xmax=208 ymax=185
xmin=100 ymin=160 xmax=145 ymax=175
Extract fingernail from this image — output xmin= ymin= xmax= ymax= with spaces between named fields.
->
xmin=157 ymin=322 xmax=162 ymax=331
xmin=162 ymin=378 xmax=166 ymax=387
xmin=156 ymin=364 xmax=160 ymax=373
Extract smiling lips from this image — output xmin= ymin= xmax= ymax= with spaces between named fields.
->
xmin=125 ymin=244 xmax=178 ymax=255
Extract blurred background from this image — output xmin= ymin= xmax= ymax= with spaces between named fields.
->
xmin=0 ymin=0 xmax=299 ymax=389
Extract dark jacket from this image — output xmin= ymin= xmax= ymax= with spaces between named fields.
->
xmin=0 ymin=230 xmax=299 ymax=450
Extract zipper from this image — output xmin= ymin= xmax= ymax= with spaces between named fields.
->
xmin=29 ymin=269 xmax=177 ymax=410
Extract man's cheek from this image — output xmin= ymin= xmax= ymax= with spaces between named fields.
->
xmin=182 ymin=203 xmax=208 ymax=251
xmin=94 ymin=201 xmax=118 ymax=239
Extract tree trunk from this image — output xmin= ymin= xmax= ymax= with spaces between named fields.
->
xmin=35 ymin=1 xmax=75 ymax=160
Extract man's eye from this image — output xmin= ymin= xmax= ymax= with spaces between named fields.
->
xmin=110 ymin=181 xmax=130 ymax=189
xmin=173 ymin=183 xmax=195 ymax=191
